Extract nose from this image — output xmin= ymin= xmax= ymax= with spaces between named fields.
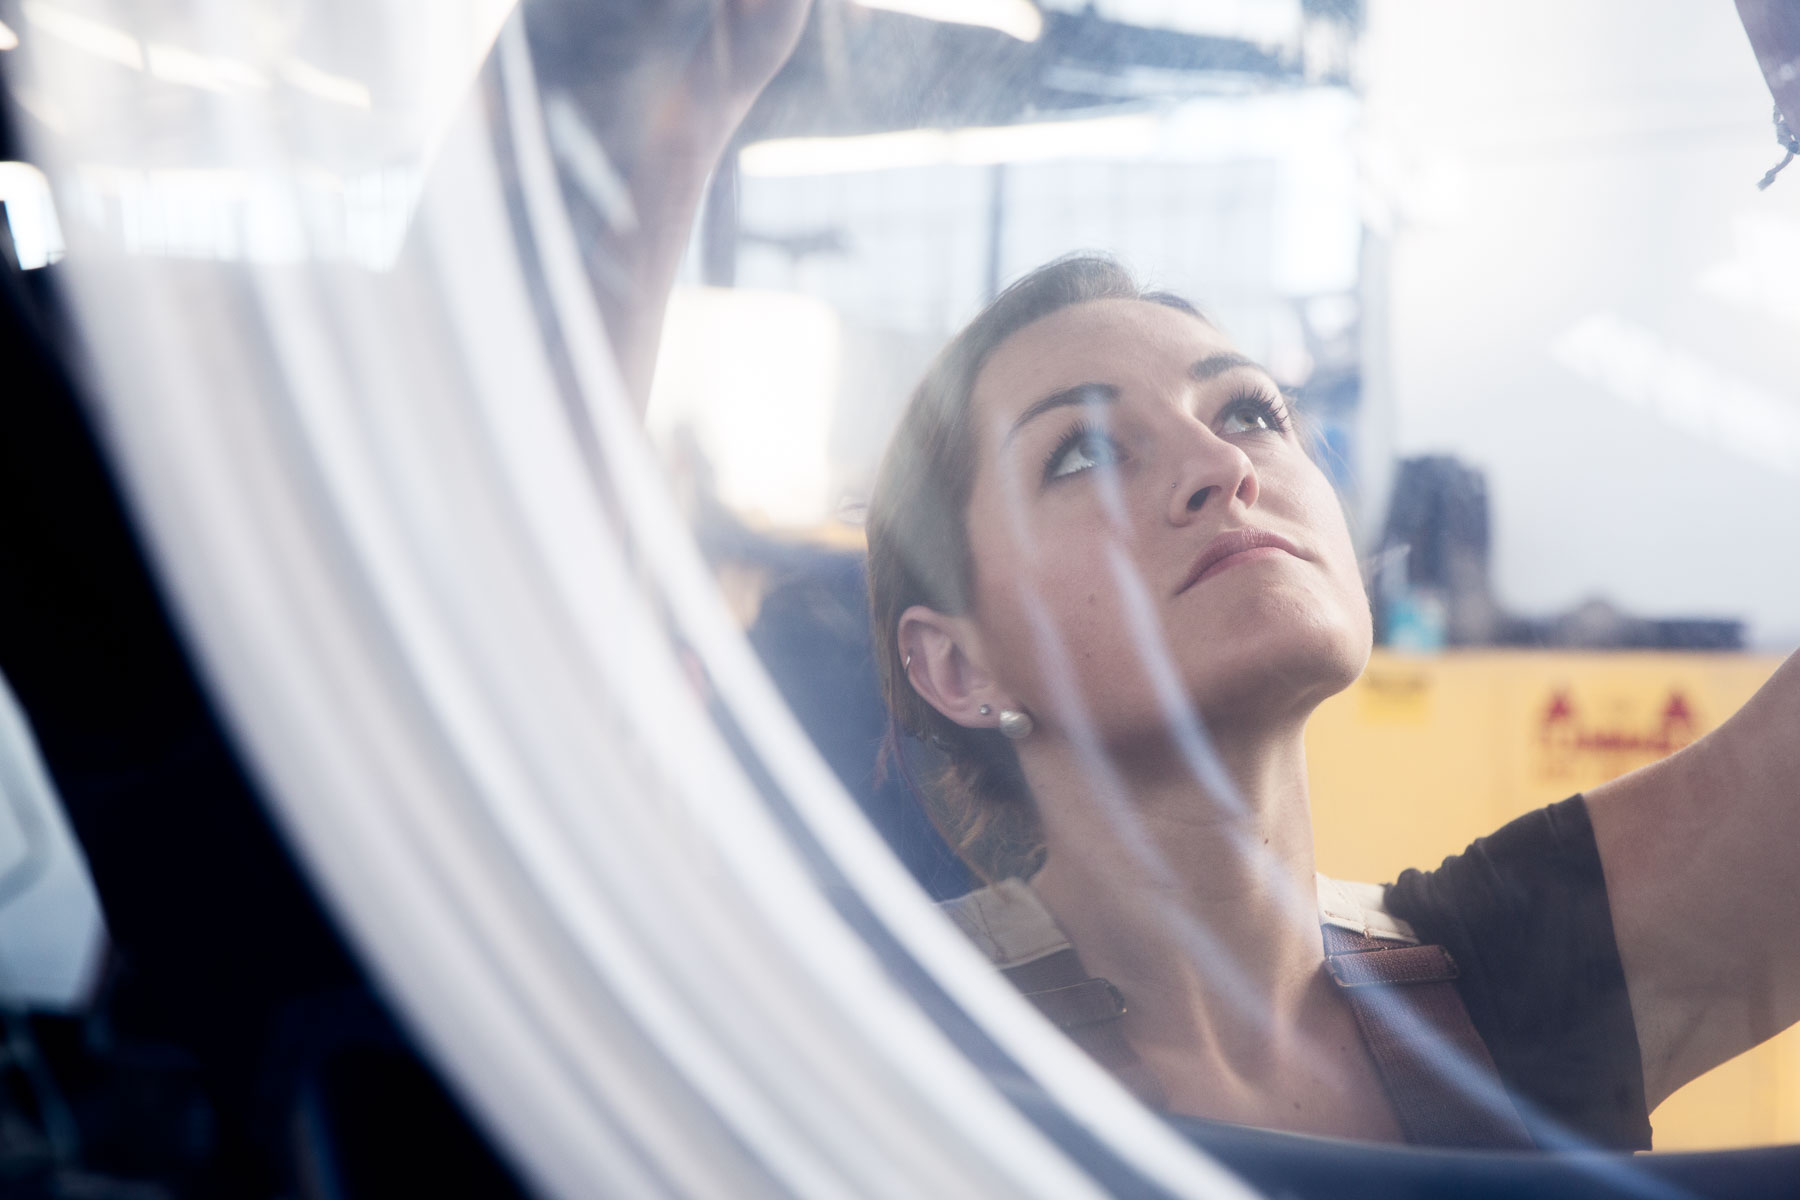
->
xmin=1167 ymin=426 xmax=1259 ymax=525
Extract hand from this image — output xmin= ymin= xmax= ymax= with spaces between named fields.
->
xmin=530 ymin=0 xmax=813 ymax=164
xmin=682 ymin=0 xmax=814 ymax=130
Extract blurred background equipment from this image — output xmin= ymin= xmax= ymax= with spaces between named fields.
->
xmin=1374 ymin=456 xmax=1745 ymax=653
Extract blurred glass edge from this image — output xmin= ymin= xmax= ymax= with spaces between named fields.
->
xmin=6 ymin=2 xmax=1254 ymax=1197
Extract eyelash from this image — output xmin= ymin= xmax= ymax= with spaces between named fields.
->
xmin=1042 ymin=418 xmax=1114 ymax=482
xmin=1040 ymin=386 xmax=1293 ymax=483
xmin=1222 ymin=386 xmax=1293 ymax=435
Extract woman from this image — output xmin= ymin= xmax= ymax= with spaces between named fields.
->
xmin=572 ymin=0 xmax=1800 ymax=1154
xmin=861 ymin=255 xmax=1800 ymax=1150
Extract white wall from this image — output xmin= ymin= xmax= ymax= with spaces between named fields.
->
xmin=1361 ymin=0 xmax=1800 ymax=648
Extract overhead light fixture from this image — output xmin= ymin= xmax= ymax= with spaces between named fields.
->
xmin=146 ymin=42 xmax=268 ymax=92
xmin=21 ymin=0 xmax=142 ymax=69
xmin=741 ymin=110 xmax=1158 ymax=177
xmin=852 ymin=0 xmax=1043 ymax=43
xmin=1551 ymin=311 xmax=1800 ymax=476
xmin=0 ymin=19 xmax=18 ymax=51
xmin=279 ymin=56 xmax=373 ymax=109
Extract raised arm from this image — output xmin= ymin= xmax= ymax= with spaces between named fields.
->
xmin=1586 ymin=648 xmax=1800 ymax=1109
xmin=534 ymin=0 xmax=811 ymax=415
xmin=1582 ymin=3 xmax=1800 ymax=1113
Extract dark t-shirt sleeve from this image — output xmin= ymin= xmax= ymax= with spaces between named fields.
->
xmin=1383 ymin=794 xmax=1653 ymax=1151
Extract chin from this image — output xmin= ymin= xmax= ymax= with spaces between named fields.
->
xmin=1193 ymin=603 xmax=1371 ymax=730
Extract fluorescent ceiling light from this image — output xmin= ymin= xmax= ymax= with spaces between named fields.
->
xmin=64 ymin=163 xmax=422 ymax=268
xmin=741 ymin=111 xmax=1158 ymax=176
xmin=279 ymin=56 xmax=372 ymax=109
xmin=1698 ymin=215 xmax=1800 ymax=329
xmin=1552 ymin=311 xmax=1800 ymax=476
xmin=146 ymin=42 xmax=268 ymax=92
xmin=853 ymin=0 xmax=1043 ymax=43
xmin=21 ymin=0 xmax=142 ymax=69
xmin=0 ymin=19 xmax=18 ymax=50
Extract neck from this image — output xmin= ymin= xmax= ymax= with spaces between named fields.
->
xmin=1022 ymin=716 xmax=1329 ymax=1073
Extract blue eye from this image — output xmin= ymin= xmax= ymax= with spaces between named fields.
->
xmin=1044 ymin=423 xmax=1125 ymax=481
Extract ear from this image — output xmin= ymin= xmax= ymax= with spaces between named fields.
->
xmin=896 ymin=605 xmax=1010 ymax=733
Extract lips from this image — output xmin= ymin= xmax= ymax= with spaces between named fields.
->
xmin=1175 ymin=528 xmax=1304 ymax=594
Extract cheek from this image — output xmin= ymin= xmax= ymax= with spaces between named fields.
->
xmin=1286 ymin=472 xmax=1374 ymax=650
xmin=1267 ymin=455 xmax=1358 ymax=576
xmin=971 ymin=538 xmax=1120 ymax=660
xmin=1308 ymin=490 xmax=1369 ymax=610
xmin=965 ymin=521 xmax=1148 ymax=710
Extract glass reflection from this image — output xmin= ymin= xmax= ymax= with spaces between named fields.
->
xmin=9 ymin=0 xmax=1796 ymax=1175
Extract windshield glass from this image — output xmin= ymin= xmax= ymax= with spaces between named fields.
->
xmin=7 ymin=0 xmax=1798 ymax=1181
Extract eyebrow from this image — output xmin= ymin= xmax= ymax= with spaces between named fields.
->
xmin=1189 ymin=352 xmax=1265 ymax=383
xmin=1004 ymin=382 xmax=1118 ymax=445
xmin=1003 ymin=353 xmax=1273 ymax=445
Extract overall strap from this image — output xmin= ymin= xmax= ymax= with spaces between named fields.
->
xmin=1322 ymin=923 xmax=1536 ymax=1149
xmin=1002 ymin=950 xmax=1168 ymax=1109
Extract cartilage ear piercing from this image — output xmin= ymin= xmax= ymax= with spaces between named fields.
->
xmin=904 ymin=654 xmax=913 ymax=671
xmin=998 ymin=708 xmax=1034 ymax=740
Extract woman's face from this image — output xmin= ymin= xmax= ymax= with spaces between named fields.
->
xmin=957 ymin=298 xmax=1372 ymax=749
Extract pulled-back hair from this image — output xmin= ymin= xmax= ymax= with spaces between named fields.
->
xmin=866 ymin=254 xmax=1203 ymax=883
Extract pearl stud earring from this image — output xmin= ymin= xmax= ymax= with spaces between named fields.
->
xmin=997 ymin=708 xmax=1034 ymax=740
